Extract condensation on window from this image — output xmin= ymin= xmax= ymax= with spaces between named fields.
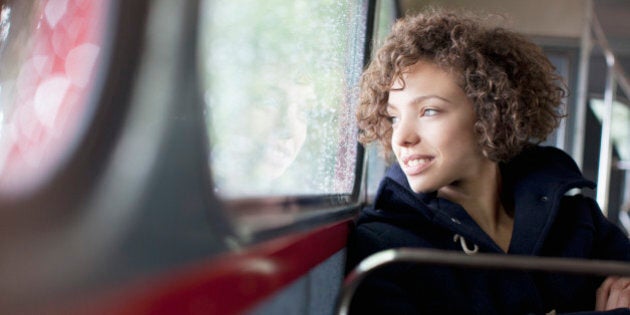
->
xmin=0 ymin=0 xmax=106 ymax=196
xmin=199 ymin=0 xmax=367 ymax=198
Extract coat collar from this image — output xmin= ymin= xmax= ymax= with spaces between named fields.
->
xmin=374 ymin=146 xmax=595 ymax=254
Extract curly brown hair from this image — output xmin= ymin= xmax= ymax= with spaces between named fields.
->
xmin=357 ymin=9 xmax=566 ymax=162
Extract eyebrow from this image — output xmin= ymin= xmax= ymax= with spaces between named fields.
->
xmin=387 ymin=94 xmax=453 ymax=109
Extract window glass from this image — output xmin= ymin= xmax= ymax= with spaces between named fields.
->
xmin=374 ymin=0 xmax=397 ymax=51
xmin=199 ymin=1 xmax=367 ymax=198
xmin=0 ymin=0 xmax=107 ymax=195
xmin=589 ymin=98 xmax=630 ymax=161
xmin=366 ymin=0 xmax=398 ymax=198
xmin=542 ymin=52 xmax=570 ymax=150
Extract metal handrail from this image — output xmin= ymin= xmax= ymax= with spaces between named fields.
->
xmin=574 ymin=3 xmax=630 ymax=215
xmin=336 ymin=248 xmax=630 ymax=315
xmin=592 ymin=13 xmax=617 ymax=216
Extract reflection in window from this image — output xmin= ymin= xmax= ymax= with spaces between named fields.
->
xmin=0 ymin=0 xmax=106 ymax=195
xmin=200 ymin=1 xmax=367 ymax=197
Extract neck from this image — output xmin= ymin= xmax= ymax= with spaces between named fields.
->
xmin=437 ymin=161 xmax=514 ymax=252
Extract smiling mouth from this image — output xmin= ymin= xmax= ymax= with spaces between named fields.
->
xmin=402 ymin=156 xmax=433 ymax=175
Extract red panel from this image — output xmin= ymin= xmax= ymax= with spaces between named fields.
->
xmin=59 ymin=219 xmax=352 ymax=315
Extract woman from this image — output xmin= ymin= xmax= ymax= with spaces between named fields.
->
xmin=348 ymin=8 xmax=630 ymax=314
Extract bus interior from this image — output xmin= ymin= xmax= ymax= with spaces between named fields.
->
xmin=0 ymin=0 xmax=629 ymax=314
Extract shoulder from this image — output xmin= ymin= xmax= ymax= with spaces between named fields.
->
xmin=555 ymin=194 xmax=630 ymax=261
xmin=552 ymin=194 xmax=601 ymax=237
xmin=558 ymin=194 xmax=612 ymax=226
xmin=508 ymin=146 xmax=589 ymax=181
xmin=558 ymin=193 xmax=598 ymax=213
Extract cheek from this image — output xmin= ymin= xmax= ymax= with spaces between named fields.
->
xmin=292 ymin=122 xmax=307 ymax=147
xmin=434 ymin=124 xmax=478 ymax=154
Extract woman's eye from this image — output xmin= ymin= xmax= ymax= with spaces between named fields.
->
xmin=423 ymin=109 xmax=438 ymax=117
xmin=388 ymin=116 xmax=399 ymax=125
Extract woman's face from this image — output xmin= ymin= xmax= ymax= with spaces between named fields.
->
xmin=387 ymin=61 xmax=489 ymax=194
xmin=255 ymin=82 xmax=311 ymax=179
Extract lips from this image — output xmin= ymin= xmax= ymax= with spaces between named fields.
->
xmin=401 ymin=154 xmax=434 ymax=176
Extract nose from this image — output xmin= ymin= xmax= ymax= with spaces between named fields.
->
xmin=391 ymin=116 xmax=420 ymax=147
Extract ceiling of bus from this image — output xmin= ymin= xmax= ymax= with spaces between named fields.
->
xmin=399 ymin=0 xmax=630 ymax=95
xmin=400 ymin=0 xmax=587 ymax=38
xmin=595 ymin=0 xmax=630 ymax=55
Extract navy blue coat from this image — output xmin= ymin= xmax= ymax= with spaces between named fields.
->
xmin=347 ymin=146 xmax=630 ymax=314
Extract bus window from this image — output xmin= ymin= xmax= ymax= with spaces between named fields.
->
xmin=374 ymin=0 xmax=398 ymax=50
xmin=589 ymin=98 xmax=630 ymax=162
xmin=0 ymin=0 xmax=107 ymax=196
xmin=541 ymin=52 xmax=572 ymax=150
xmin=365 ymin=0 xmax=399 ymax=200
xmin=198 ymin=1 xmax=366 ymax=199
xmin=589 ymin=97 xmax=630 ymax=227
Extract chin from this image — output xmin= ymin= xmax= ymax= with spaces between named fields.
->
xmin=408 ymin=182 xmax=437 ymax=194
